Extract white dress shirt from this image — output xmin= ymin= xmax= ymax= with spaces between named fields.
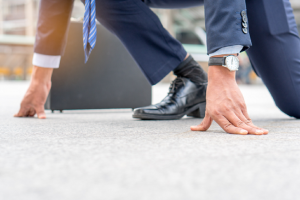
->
xmin=208 ymin=45 xmax=243 ymax=57
xmin=32 ymin=53 xmax=61 ymax=68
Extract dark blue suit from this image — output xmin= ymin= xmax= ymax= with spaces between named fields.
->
xmin=34 ymin=0 xmax=300 ymax=118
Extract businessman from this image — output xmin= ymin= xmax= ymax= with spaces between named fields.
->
xmin=15 ymin=0 xmax=300 ymax=135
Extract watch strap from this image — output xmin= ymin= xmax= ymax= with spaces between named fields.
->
xmin=208 ymin=57 xmax=226 ymax=66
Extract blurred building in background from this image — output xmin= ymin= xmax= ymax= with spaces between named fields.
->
xmin=0 ymin=0 xmax=38 ymax=36
xmin=292 ymin=0 xmax=300 ymax=29
xmin=0 ymin=0 xmax=37 ymax=80
xmin=0 ymin=0 xmax=300 ymax=81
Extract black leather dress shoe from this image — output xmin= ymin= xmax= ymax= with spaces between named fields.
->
xmin=133 ymin=77 xmax=207 ymax=120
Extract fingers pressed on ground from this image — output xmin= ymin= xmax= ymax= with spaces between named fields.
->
xmin=226 ymin=112 xmax=264 ymax=135
xmin=28 ymin=108 xmax=36 ymax=117
xmin=190 ymin=113 xmax=213 ymax=131
xmin=36 ymin=106 xmax=46 ymax=119
xmin=213 ymin=114 xmax=248 ymax=135
xmin=14 ymin=107 xmax=28 ymax=117
xmin=239 ymin=110 xmax=269 ymax=135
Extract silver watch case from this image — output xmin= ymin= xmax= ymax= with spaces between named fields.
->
xmin=223 ymin=55 xmax=239 ymax=71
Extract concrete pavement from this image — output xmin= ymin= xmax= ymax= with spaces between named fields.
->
xmin=0 ymin=81 xmax=300 ymax=200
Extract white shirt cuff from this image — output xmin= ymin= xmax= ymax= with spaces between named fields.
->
xmin=209 ymin=45 xmax=244 ymax=57
xmin=32 ymin=53 xmax=61 ymax=68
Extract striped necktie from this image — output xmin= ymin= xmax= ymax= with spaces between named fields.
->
xmin=83 ymin=0 xmax=97 ymax=63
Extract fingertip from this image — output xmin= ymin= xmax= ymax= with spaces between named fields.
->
xmin=38 ymin=115 xmax=46 ymax=119
xmin=255 ymin=130 xmax=264 ymax=135
xmin=240 ymin=129 xmax=248 ymax=135
xmin=190 ymin=125 xmax=205 ymax=131
xmin=263 ymin=129 xmax=269 ymax=135
xmin=190 ymin=125 xmax=207 ymax=131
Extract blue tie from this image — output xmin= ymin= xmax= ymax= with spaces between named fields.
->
xmin=83 ymin=0 xmax=97 ymax=63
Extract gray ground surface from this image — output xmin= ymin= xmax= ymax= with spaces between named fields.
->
xmin=1 ymin=81 xmax=300 ymax=200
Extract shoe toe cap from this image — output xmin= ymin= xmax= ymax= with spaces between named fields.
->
xmin=133 ymin=105 xmax=162 ymax=115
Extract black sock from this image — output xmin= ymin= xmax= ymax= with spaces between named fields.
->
xmin=173 ymin=55 xmax=208 ymax=85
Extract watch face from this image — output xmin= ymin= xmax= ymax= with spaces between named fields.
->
xmin=225 ymin=56 xmax=239 ymax=71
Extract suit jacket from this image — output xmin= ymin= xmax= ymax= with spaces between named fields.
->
xmin=34 ymin=0 xmax=74 ymax=56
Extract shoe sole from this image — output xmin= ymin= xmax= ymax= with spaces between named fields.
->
xmin=132 ymin=101 xmax=206 ymax=120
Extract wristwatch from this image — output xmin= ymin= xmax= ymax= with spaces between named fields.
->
xmin=208 ymin=55 xmax=239 ymax=71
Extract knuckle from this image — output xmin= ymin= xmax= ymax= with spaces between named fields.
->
xmin=223 ymin=106 xmax=231 ymax=112
xmin=211 ymin=109 xmax=220 ymax=116
xmin=233 ymin=106 xmax=240 ymax=112
xmin=241 ymin=106 xmax=248 ymax=112
xmin=244 ymin=119 xmax=252 ymax=125
xmin=236 ymin=120 xmax=245 ymax=127
xmin=223 ymin=123 xmax=232 ymax=130
xmin=239 ymin=102 xmax=246 ymax=108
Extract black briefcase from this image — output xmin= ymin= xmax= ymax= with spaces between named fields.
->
xmin=45 ymin=21 xmax=151 ymax=112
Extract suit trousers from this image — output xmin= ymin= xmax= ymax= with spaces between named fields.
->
xmin=34 ymin=0 xmax=300 ymax=118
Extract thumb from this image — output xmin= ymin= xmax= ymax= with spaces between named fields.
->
xmin=36 ymin=105 xmax=46 ymax=119
xmin=190 ymin=112 xmax=213 ymax=131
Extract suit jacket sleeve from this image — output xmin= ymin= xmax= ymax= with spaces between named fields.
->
xmin=34 ymin=0 xmax=75 ymax=56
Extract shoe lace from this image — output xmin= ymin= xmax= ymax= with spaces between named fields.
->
xmin=168 ymin=77 xmax=185 ymax=94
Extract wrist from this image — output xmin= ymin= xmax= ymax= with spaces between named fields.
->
xmin=31 ymin=65 xmax=53 ymax=85
xmin=208 ymin=54 xmax=238 ymax=82
xmin=208 ymin=65 xmax=236 ymax=82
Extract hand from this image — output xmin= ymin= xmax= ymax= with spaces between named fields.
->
xmin=191 ymin=64 xmax=268 ymax=135
xmin=14 ymin=66 xmax=53 ymax=119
